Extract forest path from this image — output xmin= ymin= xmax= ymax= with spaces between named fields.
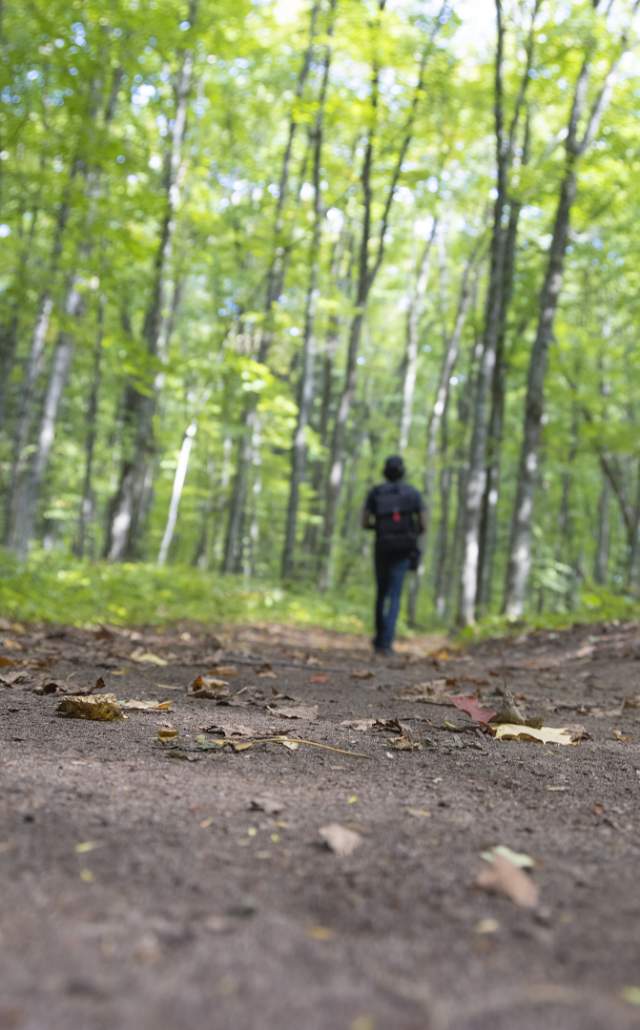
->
xmin=1 ymin=618 xmax=640 ymax=1030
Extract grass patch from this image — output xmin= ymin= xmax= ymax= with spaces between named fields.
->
xmin=0 ymin=550 xmax=370 ymax=634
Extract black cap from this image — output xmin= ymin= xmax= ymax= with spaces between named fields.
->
xmin=383 ymin=455 xmax=405 ymax=481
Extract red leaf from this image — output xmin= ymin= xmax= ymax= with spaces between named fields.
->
xmin=450 ymin=694 xmax=497 ymax=725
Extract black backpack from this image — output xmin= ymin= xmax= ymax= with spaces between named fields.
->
xmin=372 ymin=483 xmax=419 ymax=558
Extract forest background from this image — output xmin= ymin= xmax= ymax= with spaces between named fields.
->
xmin=0 ymin=0 xmax=639 ymax=635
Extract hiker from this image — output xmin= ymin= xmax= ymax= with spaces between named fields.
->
xmin=362 ymin=455 xmax=425 ymax=656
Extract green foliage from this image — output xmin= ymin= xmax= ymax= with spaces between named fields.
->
xmin=0 ymin=550 xmax=370 ymax=633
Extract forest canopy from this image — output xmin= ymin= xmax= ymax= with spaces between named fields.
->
xmin=1 ymin=0 xmax=639 ymax=627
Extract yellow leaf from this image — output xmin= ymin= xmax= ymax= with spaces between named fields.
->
xmin=307 ymin=926 xmax=335 ymax=941
xmin=491 ymin=723 xmax=582 ymax=745
xmin=130 ymin=648 xmax=168 ymax=666
xmin=75 ymin=841 xmax=100 ymax=854
xmin=621 ymin=987 xmax=640 ymax=1006
xmin=157 ymin=727 xmax=179 ymax=741
xmin=79 ymin=868 xmax=94 ymax=883
xmin=56 ymin=695 xmax=123 ymax=721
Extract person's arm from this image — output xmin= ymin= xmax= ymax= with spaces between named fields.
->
xmin=362 ymin=489 xmax=376 ymax=530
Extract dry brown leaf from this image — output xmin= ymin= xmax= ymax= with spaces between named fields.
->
xmin=0 ymin=655 xmax=19 ymax=668
xmin=309 ymin=674 xmax=329 ymax=684
xmin=429 ymin=647 xmax=453 ymax=662
xmin=389 ymin=734 xmax=421 ymax=751
xmin=351 ymin=669 xmax=374 ymax=680
xmin=612 ymin=729 xmax=631 ymax=743
xmin=249 ymin=797 xmax=284 ymax=815
xmin=256 ymin=663 xmax=277 ymax=678
xmin=1 ymin=669 xmax=31 ymax=687
xmin=189 ymin=676 xmax=231 ymax=699
xmin=394 ymin=679 xmax=450 ymax=702
xmin=491 ymin=723 xmax=587 ymax=745
xmin=476 ymin=854 xmax=539 ymax=909
xmin=57 ymin=694 xmax=124 ymax=721
xmin=340 ymin=719 xmax=376 ymax=731
xmin=207 ymin=664 xmax=239 ymax=677
xmin=119 ymin=698 xmax=173 ymax=712
xmin=266 ymin=704 xmax=319 ymax=721
xmin=319 ymin=823 xmax=362 ymax=857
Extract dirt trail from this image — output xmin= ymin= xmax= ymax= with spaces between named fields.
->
xmin=1 ymin=619 xmax=640 ymax=1030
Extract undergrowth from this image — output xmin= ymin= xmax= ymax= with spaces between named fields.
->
xmin=0 ymin=550 xmax=637 ymax=640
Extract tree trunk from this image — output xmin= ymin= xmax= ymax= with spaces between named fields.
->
xmin=4 ymin=155 xmax=82 ymax=549
xmin=594 ymin=477 xmax=610 ymax=585
xmin=503 ymin=6 xmax=636 ymax=616
xmin=105 ymin=17 xmax=196 ymax=560
xmin=74 ymin=295 xmax=106 ymax=559
xmin=406 ymin=246 xmax=477 ymax=624
xmin=398 ymin=217 xmax=438 ymax=451
xmin=157 ymin=421 xmax=197 ymax=566
xmin=282 ymin=2 xmax=336 ymax=579
xmin=223 ymin=0 xmax=322 ymax=574
xmin=457 ymin=0 xmax=541 ymax=625
xmin=318 ymin=3 xmax=441 ymax=589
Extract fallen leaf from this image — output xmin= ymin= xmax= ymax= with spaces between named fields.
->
xmin=395 ymin=679 xmax=450 ymax=702
xmin=319 ymin=823 xmax=362 ymax=857
xmin=249 ymin=797 xmax=284 ymax=815
xmin=257 ymin=664 xmax=277 ymax=679
xmin=1 ymin=669 xmax=31 ymax=687
xmin=75 ymin=841 xmax=101 ymax=854
xmin=450 ymin=695 xmax=497 ymax=725
xmin=0 ymin=655 xmax=19 ymax=668
xmin=623 ymin=694 xmax=640 ymax=710
xmin=491 ymin=723 xmax=587 ymax=745
xmin=612 ymin=729 xmax=631 ymax=743
xmin=309 ymin=674 xmax=329 ymax=684
xmin=270 ymin=688 xmax=298 ymax=701
xmin=481 ymin=845 xmax=535 ymax=869
xmin=429 ymin=647 xmax=452 ymax=662
xmin=491 ymin=687 xmax=531 ymax=726
xmin=57 ymin=695 xmax=123 ymax=721
xmin=442 ymin=719 xmax=466 ymax=732
xmin=189 ymin=676 xmax=231 ymax=699
xmin=373 ymin=718 xmax=405 ymax=734
xmin=129 ymin=648 xmax=168 ymax=667
xmin=621 ymin=987 xmax=640 ymax=1006
xmin=306 ymin=926 xmax=335 ymax=941
xmin=1 ymin=638 xmax=23 ymax=651
xmin=340 ymin=719 xmax=376 ymax=731
xmin=207 ymin=664 xmax=239 ymax=677
xmin=389 ymin=734 xmax=421 ymax=751
xmin=476 ymin=854 xmax=539 ymax=909
xmin=266 ymin=704 xmax=319 ymax=721
xmin=406 ymin=806 xmax=431 ymax=818
xmin=119 ymin=698 xmax=173 ymax=712
xmin=475 ymin=918 xmax=500 ymax=935
xmin=351 ymin=669 xmax=374 ymax=680
xmin=157 ymin=727 xmax=179 ymax=741
xmin=276 ymin=737 xmax=300 ymax=752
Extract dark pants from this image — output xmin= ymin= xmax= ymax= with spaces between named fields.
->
xmin=374 ymin=553 xmax=410 ymax=651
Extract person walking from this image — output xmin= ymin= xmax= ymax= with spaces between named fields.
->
xmin=362 ymin=455 xmax=425 ymax=656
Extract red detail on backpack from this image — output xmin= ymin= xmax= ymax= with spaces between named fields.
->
xmin=392 ymin=511 xmax=401 ymax=523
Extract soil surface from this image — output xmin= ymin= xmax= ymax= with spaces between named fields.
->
xmin=1 ymin=617 xmax=640 ymax=1030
